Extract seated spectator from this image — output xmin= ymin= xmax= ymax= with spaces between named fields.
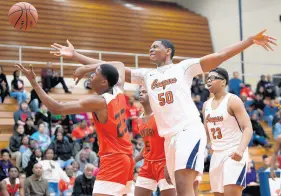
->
xmin=34 ymin=104 xmax=52 ymax=136
xmin=24 ymin=117 xmax=36 ymax=136
xmin=247 ymin=104 xmax=258 ymax=118
xmin=19 ymin=135 xmax=29 ymax=154
xmin=25 ymin=148 xmax=42 ymax=177
xmin=22 ymin=140 xmax=39 ymax=170
xmin=194 ymin=95 xmax=203 ymax=111
xmin=72 ymin=163 xmax=96 ymax=196
xmin=71 ymin=112 xmax=91 ymax=126
xmin=49 ymin=131 xmax=73 ymax=169
xmin=0 ymin=65 xmax=10 ymax=103
xmin=9 ymin=125 xmax=24 ymax=169
xmin=39 ymin=148 xmax=69 ymax=195
xmin=72 ymin=161 xmax=83 ymax=177
xmin=240 ymin=93 xmax=254 ymax=111
xmin=30 ymin=122 xmax=51 ymax=152
xmin=256 ymin=75 xmax=267 ymax=94
xmin=240 ymin=84 xmax=255 ymax=100
xmin=59 ymin=165 xmax=76 ymax=196
xmin=24 ymin=163 xmax=49 ymax=196
xmin=256 ymin=86 xmax=265 ymax=100
xmin=246 ymin=159 xmax=257 ymax=185
xmin=29 ymin=81 xmax=43 ymax=112
xmin=75 ymin=143 xmax=98 ymax=168
xmin=13 ymin=101 xmax=32 ymax=126
xmin=263 ymin=100 xmax=278 ymax=127
xmin=51 ymin=126 xmax=69 ymax=142
xmin=264 ymin=75 xmax=276 ymax=99
xmin=10 ymin=70 xmax=27 ymax=104
xmin=0 ymin=149 xmax=13 ymax=181
xmin=0 ymin=166 xmax=24 ymax=196
xmin=249 ymin=114 xmax=271 ymax=148
xmin=252 ymin=94 xmax=265 ymax=117
xmin=257 ymin=155 xmax=270 ymax=173
xmin=228 ymin=71 xmax=243 ymax=96
xmin=53 ymin=114 xmax=73 ymax=136
xmin=197 ymin=81 xmax=210 ymax=102
xmin=41 ymin=62 xmax=71 ymax=93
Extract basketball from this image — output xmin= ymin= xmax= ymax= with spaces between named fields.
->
xmin=8 ymin=2 xmax=38 ymax=31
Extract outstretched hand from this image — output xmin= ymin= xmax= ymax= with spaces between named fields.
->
xmin=50 ymin=40 xmax=75 ymax=58
xmin=14 ymin=63 xmax=36 ymax=81
xmin=252 ymin=29 xmax=277 ymax=51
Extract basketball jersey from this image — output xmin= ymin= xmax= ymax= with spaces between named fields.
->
xmin=4 ymin=178 xmax=20 ymax=195
xmin=136 ymin=114 xmax=165 ymax=161
xmin=131 ymin=58 xmax=203 ymax=137
xmin=92 ymin=86 xmax=133 ymax=156
xmin=204 ymin=93 xmax=242 ymax=151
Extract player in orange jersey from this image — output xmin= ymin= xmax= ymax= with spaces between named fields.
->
xmin=134 ymin=86 xmax=176 ymax=196
xmin=14 ymin=62 xmax=134 ymax=196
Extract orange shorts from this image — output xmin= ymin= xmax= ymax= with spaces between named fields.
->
xmin=96 ymin=153 xmax=134 ymax=185
xmin=138 ymin=159 xmax=166 ymax=182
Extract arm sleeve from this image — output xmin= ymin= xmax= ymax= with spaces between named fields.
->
xmin=180 ymin=58 xmax=203 ymax=78
xmin=131 ymin=69 xmax=150 ymax=85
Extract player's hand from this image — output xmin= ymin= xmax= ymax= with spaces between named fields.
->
xmin=50 ymin=40 xmax=75 ymax=58
xmin=251 ymin=29 xmax=277 ymax=51
xmin=164 ymin=165 xmax=173 ymax=185
xmin=230 ymin=151 xmax=243 ymax=162
xmin=270 ymin=167 xmax=277 ymax=180
xmin=73 ymin=66 xmax=89 ymax=85
xmin=14 ymin=63 xmax=36 ymax=82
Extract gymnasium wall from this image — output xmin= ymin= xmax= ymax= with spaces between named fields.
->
xmin=173 ymin=0 xmax=281 ymax=87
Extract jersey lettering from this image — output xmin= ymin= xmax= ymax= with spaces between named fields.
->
xmin=114 ymin=108 xmax=128 ymax=138
xmin=158 ymin=91 xmax=174 ymax=106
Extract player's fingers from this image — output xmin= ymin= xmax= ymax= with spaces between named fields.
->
xmin=51 ymin=45 xmax=61 ymax=51
xmin=14 ymin=64 xmax=23 ymax=72
xmin=268 ymin=36 xmax=277 ymax=41
xmin=257 ymin=29 xmax=267 ymax=36
xmin=66 ymin=40 xmax=73 ymax=47
xmin=267 ymin=39 xmax=278 ymax=46
xmin=75 ymin=78 xmax=81 ymax=85
xmin=53 ymin=53 xmax=62 ymax=57
xmin=265 ymin=43 xmax=274 ymax=51
xmin=261 ymin=44 xmax=269 ymax=51
xmin=29 ymin=64 xmax=34 ymax=72
xmin=52 ymin=43 xmax=64 ymax=49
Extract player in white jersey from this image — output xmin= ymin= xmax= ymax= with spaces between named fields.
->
xmin=203 ymin=68 xmax=253 ymax=196
xmin=50 ymin=29 xmax=276 ymax=196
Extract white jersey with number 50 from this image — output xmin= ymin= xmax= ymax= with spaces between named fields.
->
xmin=204 ymin=93 xmax=242 ymax=151
xmin=131 ymin=58 xmax=203 ymax=137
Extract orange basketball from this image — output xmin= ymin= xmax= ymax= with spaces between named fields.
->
xmin=8 ymin=2 xmax=38 ymax=31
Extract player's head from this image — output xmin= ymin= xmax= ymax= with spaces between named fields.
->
xmin=139 ymin=86 xmax=149 ymax=105
xmin=207 ymin=67 xmax=229 ymax=94
xmin=90 ymin=64 xmax=119 ymax=95
xmin=149 ymin=40 xmax=175 ymax=65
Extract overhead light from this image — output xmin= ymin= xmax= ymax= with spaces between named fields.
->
xmin=124 ymin=3 xmax=134 ymax=8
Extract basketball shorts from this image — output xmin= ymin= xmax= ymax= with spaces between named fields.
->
xmin=209 ymin=147 xmax=248 ymax=193
xmin=136 ymin=159 xmax=174 ymax=191
xmin=164 ymin=122 xmax=207 ymax=185
xmin=93 ymin=153 xmax=134 ymax=195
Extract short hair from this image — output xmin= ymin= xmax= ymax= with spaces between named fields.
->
xmin=84 ymin=163 xmax=95 ymax=172
xmin=209 ymin=67 xmax=229 ymax=85
xmin=157 ymin=39 xmax=175 ymax=59
xmin=100 ymin=64 xmax=119 ymax=88
xmin=1 ymin=149 xmax=10 ymax=156
xmin=8 ymin=166 xmax=19 ymax=173
xmin=262 ymin=154 xmax=268 ymax=160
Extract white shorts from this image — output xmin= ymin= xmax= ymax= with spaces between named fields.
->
xmin=164 ymin=122 xmax=207 ymax=185
xmin=136 ymin=176 xmax=174 ymax=191
xmin=209 ymin=147 xmax=248 ymax=193
xmin=93 ymin=180 xmax=133 ymax=196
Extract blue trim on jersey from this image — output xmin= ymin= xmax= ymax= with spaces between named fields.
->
xmin=236 ymin=163 xmax=246 ymax=186
xmin=192 ymin=156 xmax=198 ymax=170
xmin=186 ymin=139 xmax=200 ymax=169
xmin=241 ymin=175 xmax=246 ymax=187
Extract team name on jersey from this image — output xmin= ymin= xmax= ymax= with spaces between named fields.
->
xmin=140 ymin=128 xmax=155 ymax=137
xmin=151 ymin=78 xmax=177 ymax=90
xmin=206 ymin=114 xmax=223 ymax=125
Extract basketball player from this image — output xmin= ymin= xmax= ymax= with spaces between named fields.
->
xmin=203 ymin=68 xmax=253 ymax=196
xmin=134 ymin=86 xmax=176 ymax=196
xmin=50 ymin=29 xmax=276 ymax=196
xmin=14 ymin=62 xmax=134 ymax=196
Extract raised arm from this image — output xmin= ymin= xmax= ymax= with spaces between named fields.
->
xmin=200 ymin=29 xmax=277 ymax=72
xmin=228 ymin=95 xmax=253 ymax=161
xmin=15 ymin=64 xmax=106 ymax=115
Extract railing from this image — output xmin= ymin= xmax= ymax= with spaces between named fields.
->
xmin=1 ymin=44 xmax=281 ymax=81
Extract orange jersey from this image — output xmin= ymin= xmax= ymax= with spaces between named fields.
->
xmin=136 ymin=114 xmax=165 ymax=161
xmin=92 ymin=87 xmax=133 ymax=156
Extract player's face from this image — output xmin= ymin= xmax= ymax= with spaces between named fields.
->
xmin=206 ymin=72 xmax=225 ymax=93
xmin=149 ymin=41 xmax=171 ymax=64
xmin=89 ymin=66 xmax=107 ymax=93
xmin=139 ymin=86 xmax=149 ymax=104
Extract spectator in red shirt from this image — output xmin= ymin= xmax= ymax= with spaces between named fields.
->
xmin=240 ymin=84 xmax=256 ymax=100
xmin=126 ymin=96 xmax=140 ymax=137
xmin=59 ymin=165 xmax=75 ymax=196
